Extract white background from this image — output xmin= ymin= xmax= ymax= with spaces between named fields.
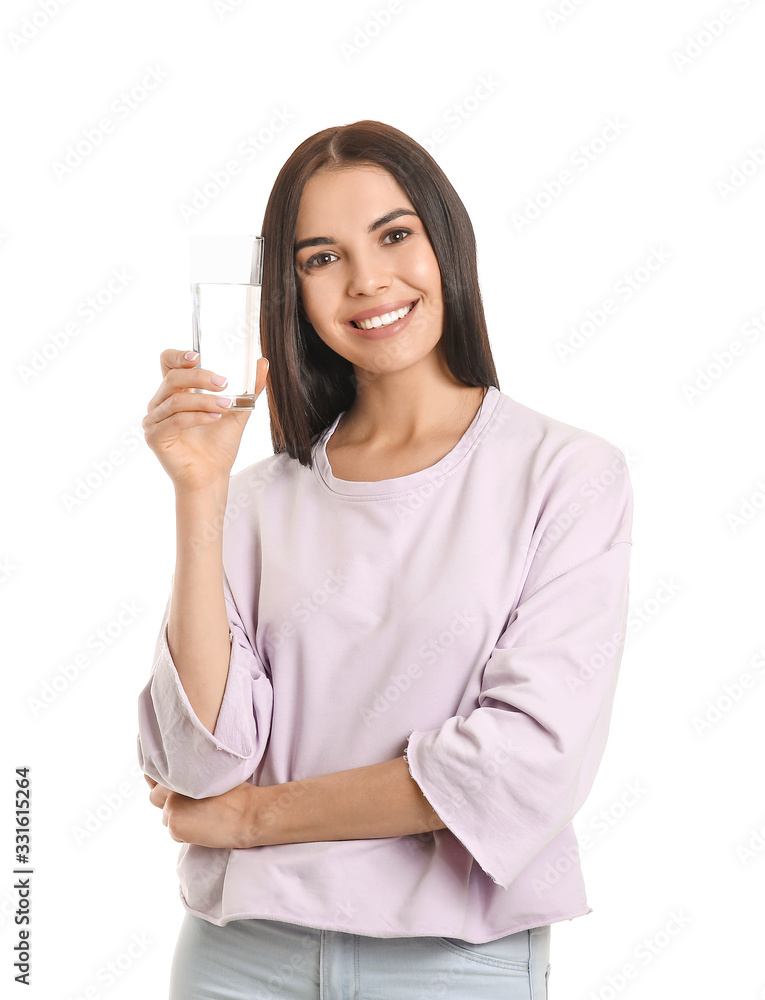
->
xmin=3 ymin=0 xmax=765 ymax=997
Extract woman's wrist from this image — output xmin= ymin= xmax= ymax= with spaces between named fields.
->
xmin=173 ymin=479 xmax=231 ymax=555
xmin=174 ymin=478 xmax=230 ymax=509
xmin=242 ymin=782 xmax=290 ymax=848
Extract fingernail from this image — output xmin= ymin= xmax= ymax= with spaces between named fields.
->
xmin=215 ymin=396 xmax=233 ymax=407
xmin=185 ymin=351 xmax=199 ymax=361
xmin=210 ymin=374 xmax=227 ymax=386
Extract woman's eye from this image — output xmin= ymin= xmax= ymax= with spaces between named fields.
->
xmin=304 ymin=251 xmax=338 ymax=270
xmin=382 ymin=228 xmax=412 ymax=245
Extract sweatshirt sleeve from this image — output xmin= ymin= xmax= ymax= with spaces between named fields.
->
xmin=136 ymin=570 xmax=273 ymax=799
xmin=403 ymin=434 xmax=633 ymax=890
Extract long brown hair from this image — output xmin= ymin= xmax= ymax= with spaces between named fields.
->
xmin=259 ymin=119 xmax=499 ymax=468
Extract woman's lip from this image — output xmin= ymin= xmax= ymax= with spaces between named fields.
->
xmin=346 ymin=299 xmax=416 ymax=324
xmin=346 ymin=300 xmax=418 ymax=340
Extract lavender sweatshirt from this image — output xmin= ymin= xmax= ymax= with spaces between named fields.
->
xmin=136 ymin=385 xmax=633 ymax=942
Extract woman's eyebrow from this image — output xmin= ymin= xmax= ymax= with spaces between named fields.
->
xmin=294 ymin=209 xmax=419 ymax=254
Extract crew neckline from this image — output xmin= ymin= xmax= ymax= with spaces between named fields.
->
xmin=312 ymin=386 xmax=502 ymax=500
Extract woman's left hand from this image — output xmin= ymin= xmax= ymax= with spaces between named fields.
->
xmin=144 ymin=775 xmax=260 ymax=849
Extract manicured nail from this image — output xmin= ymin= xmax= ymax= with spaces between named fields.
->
xmin=215 ymin=396 xmax=233 ymax=407
xmin=185 ymin=351 xmax=199 ymax=361
xmin=210 ymin=374 xmax=227 ymax=386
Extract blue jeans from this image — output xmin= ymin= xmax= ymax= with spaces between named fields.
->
xmin=169 ymin=912 xmax=552 ymax=999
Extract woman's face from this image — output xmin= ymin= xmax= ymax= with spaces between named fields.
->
xmin=293 ymin=164 xmax=445 ymax=376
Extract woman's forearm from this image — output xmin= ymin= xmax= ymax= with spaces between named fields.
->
xmin=251 ymin=757 xmax=447 ymax=846
xmin=149 ymin=758 xmax=447 ymax=849
xmin=166 ymin=481 xmax=232 ymax=735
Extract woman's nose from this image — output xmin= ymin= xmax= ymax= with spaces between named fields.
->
xmin=346 ymin=250 xmax=391 ymax=296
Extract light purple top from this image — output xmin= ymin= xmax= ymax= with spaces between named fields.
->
xmin=136 ymin=386 xmax=633 ymax=942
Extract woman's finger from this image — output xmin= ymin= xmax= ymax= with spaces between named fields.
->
xmin=149 ymin=783 xmax=172 ymax=809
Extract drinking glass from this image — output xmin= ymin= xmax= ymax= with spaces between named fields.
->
xmin=189 ymin=234 xmax=264 ymax=409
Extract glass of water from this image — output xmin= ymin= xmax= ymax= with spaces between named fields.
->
xmin=189 ymin=234 xmax=264 ymax=409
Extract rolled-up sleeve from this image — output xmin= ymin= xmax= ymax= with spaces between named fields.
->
xmin=404 ymin=436 xmax=633 ymax=889
xmin=136 ymin=571 xmax=273 ymax=799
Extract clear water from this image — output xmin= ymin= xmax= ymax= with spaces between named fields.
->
xmin=191 ymin=282 xmax=262 ymax=409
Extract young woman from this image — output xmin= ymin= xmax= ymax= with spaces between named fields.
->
xmin=137 ymin=119 xmax=633 ymax=999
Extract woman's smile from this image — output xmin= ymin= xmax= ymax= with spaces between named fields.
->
xmin=345 ymin=299 xmax=419 ymax=339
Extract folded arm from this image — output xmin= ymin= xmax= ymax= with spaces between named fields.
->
xmin=136 ymin=576 xmax=273 ymax=799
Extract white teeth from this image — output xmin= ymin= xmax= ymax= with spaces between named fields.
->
xmin=354 ymin=302 xmax=413 ymax=330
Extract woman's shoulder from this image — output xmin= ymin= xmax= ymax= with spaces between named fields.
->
xmin=495 ymin=390 xmax=627 ymax=461
xmin=227 ymin=451 xmax=294 ymax=503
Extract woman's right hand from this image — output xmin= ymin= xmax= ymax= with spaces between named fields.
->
xmin=143 ymin=349 xmax=269 ymax=493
